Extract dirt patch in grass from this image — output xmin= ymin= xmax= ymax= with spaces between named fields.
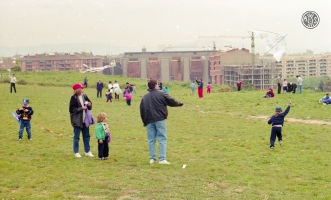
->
xmin=77 ymin=195 xmax=107 ymax=199
xmin=248 ymin=115 xmax=331 ymax=125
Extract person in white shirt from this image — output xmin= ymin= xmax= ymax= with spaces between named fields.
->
xmin=296 ymin=75 xmax=303 ymax=94
xmin=113 ymin=80 xmax=121 ymax=100
xmin=9 ymin=73 xmax=17 ymax=93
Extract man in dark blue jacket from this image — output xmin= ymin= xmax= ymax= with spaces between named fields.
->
xmin=268 ymin=101 xmax=292 ymax=150
xmin=96 ymin=80 xmax=104 ymax=98
xmin=140 ymin=80 xmax=183 ymax=165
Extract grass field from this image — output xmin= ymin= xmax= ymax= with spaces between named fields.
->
xmin=1 ymin=71 xmax=331 ymax=199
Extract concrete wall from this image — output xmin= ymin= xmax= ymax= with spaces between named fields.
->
xmin=183 ymin=57 xmax=190 ymax=81
xmin=202 ymin=59 xmax=209 ymax=82
xmin=140 ymin=58 xmax=147 ymax=79
xmin=122 ymin=58 xmax=128 ymax=77
xmin=160 ymin=58 xmax=170 ymax=82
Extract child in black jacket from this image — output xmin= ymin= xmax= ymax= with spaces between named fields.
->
xmin=16 ymin=98 xmax=34 ymax=140
xmin=267 ymin=101 xmax=292 ymax=150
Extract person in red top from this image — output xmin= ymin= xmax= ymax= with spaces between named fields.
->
xmin=237 ymin=80 xmax=242 ymax=91
xmin=264 ymin=88 xmax=275 ymax=98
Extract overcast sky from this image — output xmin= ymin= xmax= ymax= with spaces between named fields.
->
xmin=0 ymin=0 xmax=330 ymax=56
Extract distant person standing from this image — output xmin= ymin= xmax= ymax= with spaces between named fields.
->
xmin=283 ymin=79 xmax=288 ymax=94
xmin=158 ymin=80 xmax=163 ymax=90
xmin=83 ymin=76 xmax=88 ymax=88
xmin=113 ymin=80 xmax=121 ymax=100
xmin=124 ymin=88 xmax=132 ymax=106
xmin=196 ymin=78 xmax=204 ymax=98
xmin=96 ymin=80 xmax=104 ymax=98
xmin=9 ymin=73 xmax=17 ymax=93
xmin=69 ymin=83 xmax=94 ymax=158
xmin=276 ymin=74 xmax=282 ymax=94
xmin=190 ymin=81 xmax=196 ymax=95
xmin=207 ymin=82 xmax=212 ymax=94
xmin=162 ymin=86 xmax=169 ymax=94
xmin=237 ymin=80 xmax=242 ymax=91
xmin=297 ymin=75 xmax=303 ymax=94
xmin=140 ymin=79 xmax=183 ymax=164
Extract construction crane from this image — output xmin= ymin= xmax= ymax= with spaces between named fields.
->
xmin=199 ymin=32 xmax=257 ymax=67
xmin=158 ymin=42 xmax=217 ymax=52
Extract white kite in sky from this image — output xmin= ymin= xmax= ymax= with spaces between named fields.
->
xmin=254 ymin=30 xmax=286 ymax=62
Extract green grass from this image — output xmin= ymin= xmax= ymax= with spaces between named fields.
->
xmin=1 ymin=71 xmax=331 ymax=199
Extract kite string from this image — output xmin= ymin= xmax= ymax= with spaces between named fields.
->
xmin=3 ymin=113 xmax=72 ymax=136
xmin=263 ymin=34 xmax=287 ymax=56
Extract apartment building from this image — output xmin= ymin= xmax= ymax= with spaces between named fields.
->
xmin=20 ymin=52 xmax=104 ymax=72
xmin=259 ymin=54 xmax=331 ymax=78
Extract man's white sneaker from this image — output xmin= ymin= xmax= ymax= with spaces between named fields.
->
xmin=74 ymin=153 xmax=82 ymax=158
xmin=150 ymin=159 xmax=156 ymax=164
xmin=159 ymin=160 xmax=170 ymax=164
xmin=85 ymin=151 xmax=94 ymax=157
xmin=279 ymin=140 xmax=283 ymax=146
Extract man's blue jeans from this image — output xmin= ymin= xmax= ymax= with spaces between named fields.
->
xmin=18 ymin=120 xmax=31 ymax=139
xmin=73 ymin=124 xmax=90 ymax=153
xmin=146 ymin=120 xmax=167 ymax=161
xmin=298 ymin=85 xmax=302 ymax=94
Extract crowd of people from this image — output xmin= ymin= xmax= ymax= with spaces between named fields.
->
xmin=275 ymin=74 xmax=303 ymax=95
xmin=11 ymin=72 xmax=313 ymax=163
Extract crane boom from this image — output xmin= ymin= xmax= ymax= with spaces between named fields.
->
xmin=198 ymin=32 xmax=257 ymax=67
xmin=199 ymin=35 xmax=254 ymax=39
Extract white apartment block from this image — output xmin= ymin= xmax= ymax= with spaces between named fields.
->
xmin=259 ymin=54 xmax=331 ymax=77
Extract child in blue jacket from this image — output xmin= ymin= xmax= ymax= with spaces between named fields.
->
xmin=267 ymin=101 xmax=292 ymax=150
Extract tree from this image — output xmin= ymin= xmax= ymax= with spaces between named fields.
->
xmin=323 ymin=79 xmax=331 ymax=92
xmin=11 ymin=66 xmax=21 ymax=71
xmin=318 ymin=80 xmax=325 ymax=91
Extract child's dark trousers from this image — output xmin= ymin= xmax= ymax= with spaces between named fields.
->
xmin=97 ymin=137 xmax=109 ymax=159
xmin=270 ymin=127 xmax=282 ymax=147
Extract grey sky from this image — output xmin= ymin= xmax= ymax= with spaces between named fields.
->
xmin=0 ymin=0 xmax=330 ymax=56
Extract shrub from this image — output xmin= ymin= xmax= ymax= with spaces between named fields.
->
xmin=181 ymin=82 xmax=191 ymax=87
xmin=11 ymin=66 xmax=21 ymax=71
xmin=17 ymin=79 xmax=27 ymax=85
xmin=0 ymin=78 xmax=10 ymax=84
xmin=217 ymin=85 xmax=233 ymax=92
xmin=242 ymin=82 xmax=257 ymax=91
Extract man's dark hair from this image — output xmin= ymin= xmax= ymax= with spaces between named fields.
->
xmin=148 ymin=80 xmax=157 ymax=89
